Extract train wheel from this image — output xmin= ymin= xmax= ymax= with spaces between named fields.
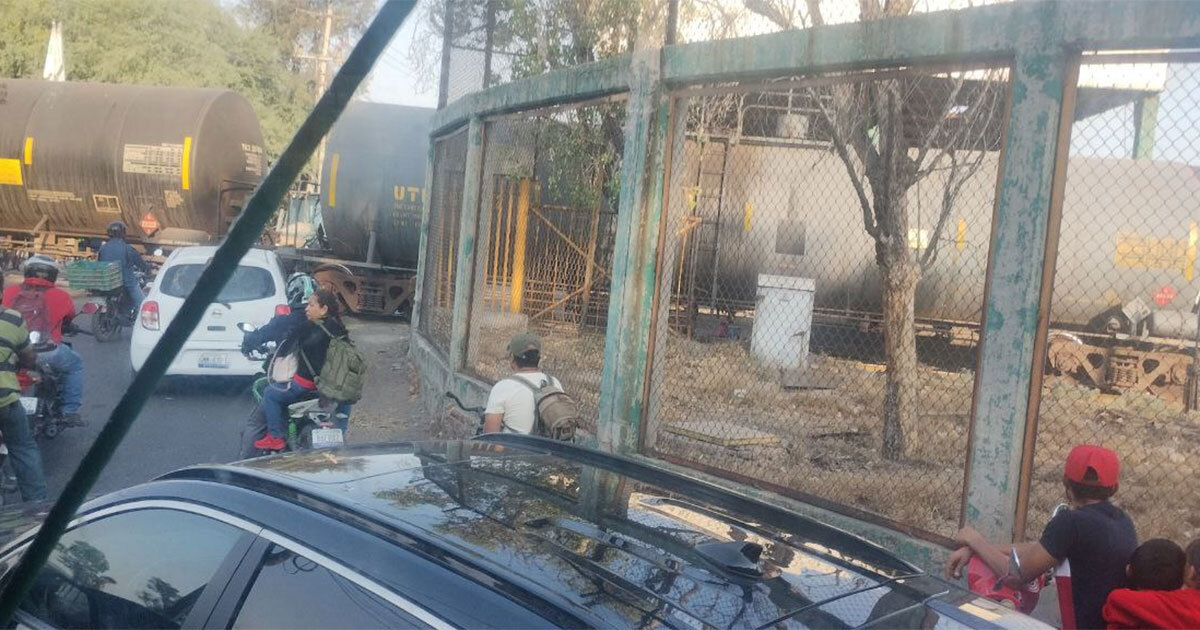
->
xmin=93 ymin=311 xmax=120 ymax=342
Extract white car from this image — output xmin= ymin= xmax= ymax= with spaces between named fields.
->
xmin=130 ymin=246 xmax=290 ymax=376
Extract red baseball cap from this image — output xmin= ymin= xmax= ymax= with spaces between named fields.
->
xmin=1064 ymin=444 xmax=1120 ymax=487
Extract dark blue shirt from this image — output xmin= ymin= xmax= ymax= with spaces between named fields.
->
xmin=1040 ymin=501 xmax=1137 ymax=630
xmin=96 ymin=238 xmax=149 ymax=284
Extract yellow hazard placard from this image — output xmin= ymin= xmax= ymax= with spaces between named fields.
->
xmin=0 ymin=159 xmax=23 ymax=186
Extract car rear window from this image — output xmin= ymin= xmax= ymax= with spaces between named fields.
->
xmin=159 ymin=263 xmax=275 ymax=302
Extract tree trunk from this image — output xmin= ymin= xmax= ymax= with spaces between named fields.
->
xmin=879 ymin=246 xmax=921 ymax=461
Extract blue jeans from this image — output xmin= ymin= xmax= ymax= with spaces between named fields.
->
xmin=38 ymin=344 xmax=84 ymax=415
xmin=262 ymin=380 xmax=352 ymax=439
xmin=0 ymin=399 xmax=48 ymax=501
xmin=124 ymin=276 xmax=144 ymax=311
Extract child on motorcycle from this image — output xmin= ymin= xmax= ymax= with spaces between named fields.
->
xmin=252 ymin=288 xmax=349 ymax=452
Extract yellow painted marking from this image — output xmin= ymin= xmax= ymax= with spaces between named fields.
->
xmin=328 ymin=153 xmax=339 ymax=207
xmin=956 ymin=218 xmax=967 ymax=251
xmin=1187 ymin=222 xmax=1198 ymax=282
xmin=742 ymin=202 xmax=754 ymax=232
xmin=0 ymin=159 xmax=23 ymax=186
xmin=23 ymin=137 xmax=33 ymax=165
xmin=959 ymin=602 xmax=1002 ymax=622
xmin=181 ymin=136 xmax=192 ymax=190
xmin=1115 ymin=231 xmax=1194 ymax=277
xmin=684 ymin=186 xmax=700 ymax=211
xmin=509 ymin=178 xmax=532 ymax=313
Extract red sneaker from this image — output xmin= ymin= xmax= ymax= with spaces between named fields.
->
xmin=253 ymin=435 xmax=286 ymax=451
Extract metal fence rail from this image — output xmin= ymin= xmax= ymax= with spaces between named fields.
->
xmin=419 ymin=127 xmax=469 ymax=354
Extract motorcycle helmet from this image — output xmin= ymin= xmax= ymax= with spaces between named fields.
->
xmin=107 ymin=221 xmax=127 ymax=238
xmin=285 ymin=272 xmax=318 ymax=308
xmin=23 ymin=254 xmax=61 ymax=283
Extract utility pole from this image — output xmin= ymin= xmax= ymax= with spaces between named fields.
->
xmin=437 ymin=0 xmax=454 ymax=108
xmin=313 ymin=0 xmax=335 ymax=185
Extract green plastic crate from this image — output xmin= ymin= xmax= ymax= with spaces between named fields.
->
xmin=65 ymin=260 xmax=123 ymax=291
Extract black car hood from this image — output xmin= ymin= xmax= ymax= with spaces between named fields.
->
xmin=211 ymin=438 xmax=967 ymax=629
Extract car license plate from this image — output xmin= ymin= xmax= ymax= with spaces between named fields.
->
xmin=198 ymin=353 xmax=229 ymax=369
xmin=19 ymin=397 xmax=37 ymax=414
xmin=310 ymin=428 xmax=343 ymax=449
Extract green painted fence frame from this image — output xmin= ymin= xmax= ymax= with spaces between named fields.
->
xmin=411 ymin=0 xmax=1200 ymax=566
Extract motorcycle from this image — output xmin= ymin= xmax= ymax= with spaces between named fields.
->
xmin=237 ymin=322 xmax=344 ymax=452
xmin=89 ymin=268 xmax=149 ymax=342
xmin=16 ymin=328 xmax=88 ymax=439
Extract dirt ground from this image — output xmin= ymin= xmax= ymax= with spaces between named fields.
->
xmin=466 ymin=322 xmax=1200 ymax=542
xmin=341 ymin=318 xmax=428 ymax=444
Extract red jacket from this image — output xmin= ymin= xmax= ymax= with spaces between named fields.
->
xmin=1 ymin=278 xmax=76 ymax=343
xmin=1104 ymin=588 xmax=1200 ymax=629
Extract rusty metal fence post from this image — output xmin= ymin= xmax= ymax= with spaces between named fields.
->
xmin=596 ymin=47 xmax=671 ymax=454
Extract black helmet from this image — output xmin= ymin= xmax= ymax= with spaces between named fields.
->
xmin=23 ymin=254 xmax=61 ymax=282
xmin=107 ymin=221 xmax=127 ymax=238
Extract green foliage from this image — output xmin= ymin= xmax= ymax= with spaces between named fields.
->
xmin=0 ymin=0 xmax=309 ymax=157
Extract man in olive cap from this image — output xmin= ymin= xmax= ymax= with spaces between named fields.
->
xmin=482 ymin=332 xmax=563 ymax=434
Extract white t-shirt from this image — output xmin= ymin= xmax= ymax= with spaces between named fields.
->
xmin=484 ymin=372 xmax=562 ymax=434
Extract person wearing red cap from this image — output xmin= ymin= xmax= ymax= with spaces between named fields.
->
xmin=946 ymin=444 xmax=1137 ymax=629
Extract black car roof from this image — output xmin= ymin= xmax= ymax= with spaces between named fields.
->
xmin=159 ymin=436 xmax=953 ymax=629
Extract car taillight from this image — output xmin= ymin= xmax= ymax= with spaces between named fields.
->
xmin=140 ymin=301 xmax=160 ymax=330
xmin=275 ymin=304 xmax=290 ymax=316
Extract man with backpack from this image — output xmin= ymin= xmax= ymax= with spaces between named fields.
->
xmin=2 ymin=255 xmax=85 ymax=427
xmin=483 ymin=332 xmax=580 ymax=439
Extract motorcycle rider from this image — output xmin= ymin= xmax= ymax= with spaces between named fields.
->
xmin=253 ymin=288 xmax=349 ymax=452
xmin=239 ymin=278 xmax=351 ymax=456
xmin=1 ymin=255 xmax=85 ymax=427
xmin=96 ymin=221 xmax=150 ymax=310
xmin=241 ymin=273 xmax=317 ymax=352
xmin=0 ymin=275 xmax=47 ymax=501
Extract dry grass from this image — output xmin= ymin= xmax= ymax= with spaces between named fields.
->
xmin=462 ymin=322 xmax=1199 ymax=542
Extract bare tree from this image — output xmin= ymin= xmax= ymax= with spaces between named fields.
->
xmin=745 ymin=0 xmax=1004 ymax=459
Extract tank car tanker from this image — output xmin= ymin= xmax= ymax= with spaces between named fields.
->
xmin=0 ymin=79 xmax=266 ymax=250
xmin=677 ymin=142 xmax=1198 ymax=401
xmin=280 ymin=102 xmax=432 ymax=315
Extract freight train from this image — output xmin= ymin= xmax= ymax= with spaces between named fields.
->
xmin=674 ymin=140 xmax=1199 ymax=401
xmin=290 ymin=101 xmax=432 ymax=315
xmin=0 ymin=78 xmax=265 ymax=256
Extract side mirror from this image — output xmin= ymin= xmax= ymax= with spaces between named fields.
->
xmin=236 ymin=322 xmax=257 ymax=333
xmin=29 ymin=331 xmax=41 ymax=345
xmin=80 ymin=303 xmax=100 ymax=315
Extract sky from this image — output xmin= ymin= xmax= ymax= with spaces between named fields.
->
xmin=360 ymin=1 xmax=438 ymax=107
xmin=356 ymin=1 xmax=1199 ymax=166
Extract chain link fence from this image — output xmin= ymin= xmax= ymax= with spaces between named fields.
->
xmin=419 ymin=127 xmax=469 ymax=354
xmin=645 ymin=67 xmax=1009 ymax=539
xmin=1026 ymin=58 xmax=1200 ymax=543
xmin=466 ymin=101 xmax=627 ymax=431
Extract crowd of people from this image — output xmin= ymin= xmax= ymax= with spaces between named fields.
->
xmin=946 ymin=444 xmax=1200 ymax=629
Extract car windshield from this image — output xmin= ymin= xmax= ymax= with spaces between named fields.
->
xmin=159 ymin=264 xmax=274 ymax=303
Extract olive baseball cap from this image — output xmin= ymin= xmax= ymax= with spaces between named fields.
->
xmin=507 ymin=332 xmax=542 ymax=356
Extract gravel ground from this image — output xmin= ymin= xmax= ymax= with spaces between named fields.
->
xmin=341 ymin=318 xmax=428 ymax=444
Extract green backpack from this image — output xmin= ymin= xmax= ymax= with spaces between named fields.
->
xmin=300 ymin=323 xmax=367 ymax=403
